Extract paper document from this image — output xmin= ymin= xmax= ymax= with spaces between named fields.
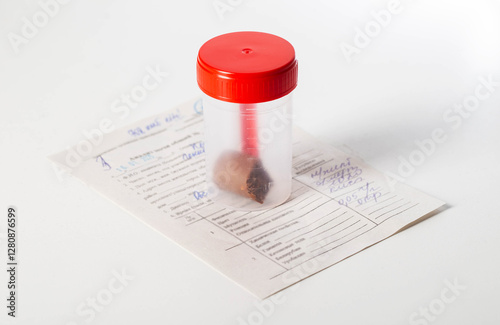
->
xmin=49 ymin=98 xmax=445 ymax=298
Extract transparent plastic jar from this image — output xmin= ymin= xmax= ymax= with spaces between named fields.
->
xmin=197 ymin=31 xmax=298 ymax=210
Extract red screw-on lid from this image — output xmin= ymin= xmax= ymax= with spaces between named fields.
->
xmin=197 ymin=31 xmax=298 ymax=104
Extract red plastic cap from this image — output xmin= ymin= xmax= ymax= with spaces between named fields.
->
xmin=197 ymin=31 xmax=298 ymax=104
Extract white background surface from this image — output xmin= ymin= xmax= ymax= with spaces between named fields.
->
xmin=1 ymin=0 xmax=500 ymax=324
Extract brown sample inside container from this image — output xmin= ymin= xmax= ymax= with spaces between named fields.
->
xmin=213 ymin=151 xmax=272 ymax=204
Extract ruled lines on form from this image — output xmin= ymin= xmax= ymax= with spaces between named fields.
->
xmin=50 ymin=98 xmax=445 ymax=298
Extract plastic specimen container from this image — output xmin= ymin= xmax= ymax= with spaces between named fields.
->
xmin=197 ymin=31 xmax=298 ymax=210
